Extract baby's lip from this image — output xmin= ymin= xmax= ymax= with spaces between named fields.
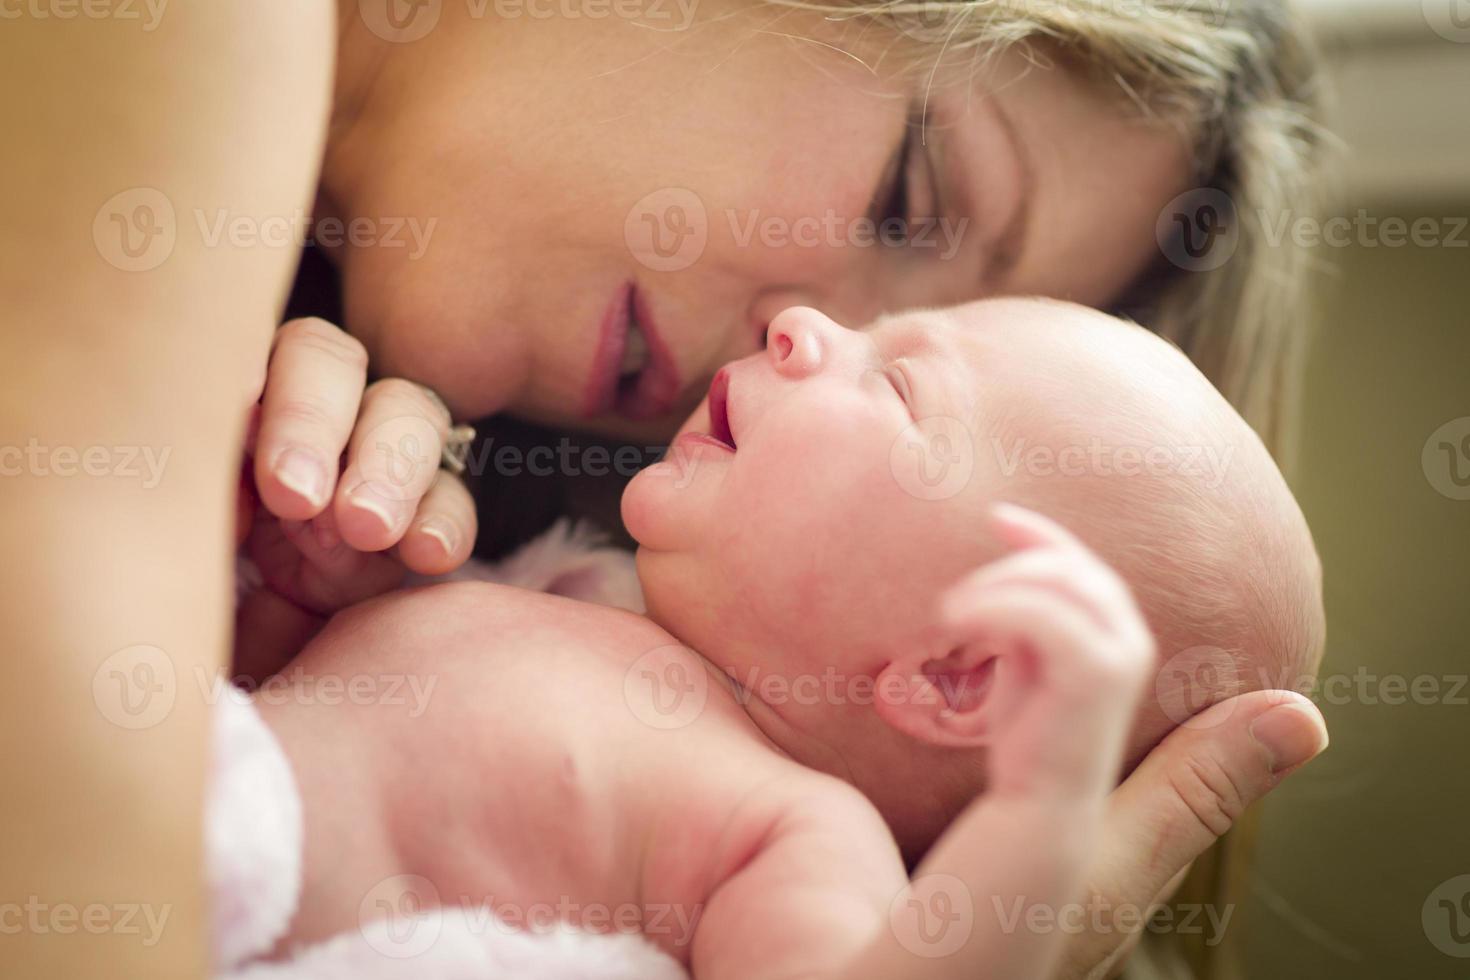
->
xmin=706 ymin=368 xmax=736 ymax=451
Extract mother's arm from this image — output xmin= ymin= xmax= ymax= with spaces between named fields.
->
xmin=0 ymin=5 xmax=333 ymax=977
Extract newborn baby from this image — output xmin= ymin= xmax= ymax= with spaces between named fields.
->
xmin=239 ymin=298 xmax=1324 ymax=979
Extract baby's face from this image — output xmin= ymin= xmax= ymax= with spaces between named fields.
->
xmin=626 ymin=298 xmax=1180 ymax=672
xmin=625 ymin=297 xmax=1317 ymax=774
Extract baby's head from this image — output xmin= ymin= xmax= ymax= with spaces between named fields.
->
xmin=623 ymin=297 xmax=1324 ymax=852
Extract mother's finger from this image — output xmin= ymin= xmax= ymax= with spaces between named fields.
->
xmin=334 ymin=378 xmax=450 ymax=551
xmin=396 ymin=471 xmax=478 ymax=576
xmin=254 ymin=318 xmax=369 ymax=519
xmin=1056 ymin=690 xmax=1328 ymax=979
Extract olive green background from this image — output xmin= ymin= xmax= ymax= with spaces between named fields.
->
xmin=1216 ymin=208 xmax=1470 ymax=976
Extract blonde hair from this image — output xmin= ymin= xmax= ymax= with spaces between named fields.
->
xmin=772 ymin=0 xmax=1327 ymax=456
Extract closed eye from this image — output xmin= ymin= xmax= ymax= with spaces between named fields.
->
xmin=886 ymin=359 xmax=916 ymax=419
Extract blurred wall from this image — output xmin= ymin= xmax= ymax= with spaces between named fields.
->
xmin=1216 ymin=4 xmax=1470 ymax=977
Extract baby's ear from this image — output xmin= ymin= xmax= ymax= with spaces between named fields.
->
xmin=873 ymin=640 xmax=1030 ymax=748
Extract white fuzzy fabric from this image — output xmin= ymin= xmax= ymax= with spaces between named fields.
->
xmin=225 ymin=909 xmax=685 ymax=980
xmin=215 ymin=521 xmax=678 ymax=980
xmin=209 ymin=691 xmax=302 ymax=973
xmin=420 ymin=518 xmax=645 ymax=614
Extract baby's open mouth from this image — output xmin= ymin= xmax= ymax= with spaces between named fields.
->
xmin=707 ymin=368 xmax=736 ymax=452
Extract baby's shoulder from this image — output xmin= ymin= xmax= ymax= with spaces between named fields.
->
xmin=320 ymin=579 xmax=670 ymax=669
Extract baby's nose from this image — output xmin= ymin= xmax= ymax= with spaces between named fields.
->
xmin=765 ymin=306 xmax=836 ymax=379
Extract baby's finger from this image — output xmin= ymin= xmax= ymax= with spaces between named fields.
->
xmin=948 ymin=587 xmax=1149 ymax=798
xmin=335 ymin=378 xmax=450 ymax=551
xmin=254 ymin=318 xmax=369 ymax=520
xmin=988 ymin=501 xmax=1091 ymax=553
xmin=942 ymin=548 xmax=1137 ymax=635
xmin=396 ymin=471 xmax=478 ymax=576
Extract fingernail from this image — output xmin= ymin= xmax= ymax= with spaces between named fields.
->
xmin=345 ymin=480 xmax=401 ymax=535
xmin=417 ymin=517 xmax=459 ymax=556
xmin=1250 ymin=698 xmax=1328 ymax=773
xmin=274 ymin=448 xmax=327 ymax=508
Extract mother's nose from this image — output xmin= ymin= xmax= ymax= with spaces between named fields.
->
xmin=765 ymin=306 xmax=839 ymax=379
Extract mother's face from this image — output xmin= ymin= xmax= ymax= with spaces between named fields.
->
xmin=328 ymin=0 xmax=1191 ymax=440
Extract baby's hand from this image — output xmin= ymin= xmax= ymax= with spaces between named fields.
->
xmin=937 ymin=503 xmax=1154 ymax=800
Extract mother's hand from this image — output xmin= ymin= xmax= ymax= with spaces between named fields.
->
xmin=1056 ymin=690 xmax=1328 ymax=979
xmin=248 ymin=317 xmax=480 ymax=575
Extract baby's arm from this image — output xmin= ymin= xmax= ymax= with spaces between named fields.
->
xmin=691 ymin=506 xmax=1154 ymax=980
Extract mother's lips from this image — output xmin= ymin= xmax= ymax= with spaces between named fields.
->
xmin=582 ymin=282 xmax=682 ymax=421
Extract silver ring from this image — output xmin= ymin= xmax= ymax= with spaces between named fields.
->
xmin=441 ymin=423 xmax=477 ymax=475
xmin=411 ymin=381 xmax=476 ymax=476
